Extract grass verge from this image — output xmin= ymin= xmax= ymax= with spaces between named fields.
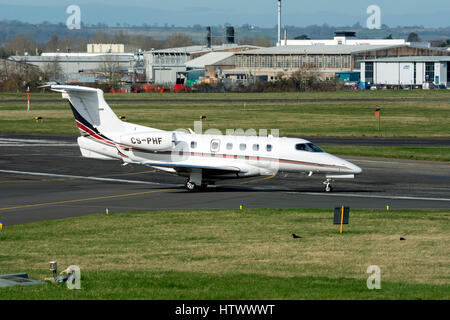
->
xmin=0 ymin=209 xmax=448 ymax=299
xmin=322 ymin=145 xmax=450 ymax=162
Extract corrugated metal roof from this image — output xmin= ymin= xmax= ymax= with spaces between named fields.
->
xmin=148 ymin=44 xmax=260 ymax=54
xmin=9 ymin=54 xmax=134 ymax=63
xmin=239 ymin=44 xmax=406 ymax=55
xmin=185 ymin=52 xmax=235 ymax=68
xmin=362 ymin=56 xmax=450 ymax=62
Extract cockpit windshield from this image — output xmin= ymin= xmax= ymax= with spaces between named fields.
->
xmin=295 ymin=143 xmax=324 ymax=153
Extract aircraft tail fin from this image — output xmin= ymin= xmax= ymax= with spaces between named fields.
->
xmin=51 ymin=85 xmax=125 ymax=135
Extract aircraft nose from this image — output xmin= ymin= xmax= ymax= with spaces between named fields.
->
xmin=350 ymin=163 xmax=363 ymax=174
xmin=341 ymin=159 xmax=363 ymax=174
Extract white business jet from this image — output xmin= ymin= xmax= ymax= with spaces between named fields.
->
xmin=51 ymin=85 xmax=362 ymax=192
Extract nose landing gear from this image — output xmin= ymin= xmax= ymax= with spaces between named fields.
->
xmin=323 ymin=178 xmax=334 ymax=192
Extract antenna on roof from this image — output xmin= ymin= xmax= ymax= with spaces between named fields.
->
xmin=277 ymin=0 xmax=282 ymax=46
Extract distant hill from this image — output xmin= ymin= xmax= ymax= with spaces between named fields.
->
xmin=1 ymin=20 xmax=449 ymax=48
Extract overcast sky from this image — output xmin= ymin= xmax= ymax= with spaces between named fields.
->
xmin=0 ymin=0 xmax=449 ymax=27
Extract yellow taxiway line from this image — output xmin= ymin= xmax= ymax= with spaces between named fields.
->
xmin=0 ymin=188 xmax=172 ymax=212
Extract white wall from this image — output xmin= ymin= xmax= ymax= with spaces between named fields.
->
xmin=440 ymin=62 xmax=448 ymax=84
xmin=376 ymin=62 xmax=399 ymax=84
xmin=360 ymin=62 xmax=366 ymax=81
xmin=416 ymin=63 xmax=425 ymax=84
xmin=283 ymin=37 xmax=407 ymax=46
xmin=399 ymin=63 xmax=414 ymax=85
xmin=360 ymin=61 xmax=449 ymax=86
xmin=435 ymin=62 xmax=448 ymax=85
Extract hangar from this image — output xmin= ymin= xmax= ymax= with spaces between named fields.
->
xmin=143 ymin=44 xmax=260 ymax=85
xmin=187 ymin=33 xmax=450 ymax=84
xmin=360 ymin=56 xmax=450 ymax=87
xmin=9 ymin=52 xmax=136 ymax=84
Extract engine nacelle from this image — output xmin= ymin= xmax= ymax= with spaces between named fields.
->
xmin=120 ymin=131 xmax=173 ymax=151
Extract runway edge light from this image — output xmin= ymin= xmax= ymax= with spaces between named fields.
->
xmin=240 ymin=205 xmax=243 ymax=210
xmin=106 ymin=208 xmax=109 ymax=215
xmin=387 ymin=205 xmax=390 ymax=211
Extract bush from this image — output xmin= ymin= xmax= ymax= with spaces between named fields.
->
xmin=192 ymin=70 xmax=344 ymax=93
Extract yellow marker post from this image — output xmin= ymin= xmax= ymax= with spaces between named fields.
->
xmin=0 ymin=222 xmax=3 ymax=230
xmin=386 ymin=205 xmax=390 ymax=211
xmin=340 ymin=206 xmax=344 ymax=234
xmin=106 ymin=208 xmax=109 ymax=215
xmin=240 ymin=205 xmax=243 ymax=210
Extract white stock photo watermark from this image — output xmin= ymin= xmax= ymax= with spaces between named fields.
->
xmin=366 ymin=265 xmax=381 ymax=290
xmin=366 ymin=5 xmax=381 ymax=30
xmin=66 ymin=265 xmax=81 ymax=290
xmin=66 ymin=5 xmax=81 ymax=30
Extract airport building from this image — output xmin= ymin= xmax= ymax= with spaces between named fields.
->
xmin=182 ymin=32 xmax=450 ymax=84
xmin=8 ymin=52 xmax=136 ymax=84
xmin=87 ymin=43 xmax=125 ymax=54
xmin=143 ymin=44 xmax=260 ymax=85
xmin=360 ymin=56 xmax=450 ymax=87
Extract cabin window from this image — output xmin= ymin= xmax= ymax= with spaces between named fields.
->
xmin=266 ymin=144 xmax=272 ymax=152
xmin=226 ymin=143 xmax=233 ymax=150
xmin=191 ymin=141 xmax=197 ymax=149
xmin=253 ymin=144 xmax=259 ymax=151
xmin=210 ymin=139 xmax=220 ymax=152
xmin=239 ymin=143 xmax=247 ymax=151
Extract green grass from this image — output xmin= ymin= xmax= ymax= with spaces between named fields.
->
xmin=2 ymin=89 xmax=450 ymax=100
xmin=1 ymin=99 xmax=449 ymax=138
xmin=322 ymin=145 xmax=450 ymax=162
xmin=0 ymin=209 xmax=449 ymax=299
xmin=1 ymin=91 xmax=449 ymax=161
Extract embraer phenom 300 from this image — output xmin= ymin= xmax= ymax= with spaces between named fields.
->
xmin=51 ymin=85 xmax=362 ymax=192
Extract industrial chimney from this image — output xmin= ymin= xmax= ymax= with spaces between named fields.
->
xmin=226 ymin=26 xmax=235 ymax=44
xmin=206 ymin=26 xmax=212 ymax=48
xmin=277 ymin=0 xmax=281 ymax=46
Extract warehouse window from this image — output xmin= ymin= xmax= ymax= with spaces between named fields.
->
xmin=365 ymin=62 xmax=374 ymax=83
xmin=425 ymin=62 xmax=434 ymax=83
xmin=342 ymin=56 xmax=350 ymax=69
xmin=447 ymin=62 xmax=450 ymax=85
xmin=414 ymin=63 xmax=417 ymax=84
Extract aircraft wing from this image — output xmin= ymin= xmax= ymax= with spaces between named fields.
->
xmin=141 ymin=161 xmax=241 ymax=173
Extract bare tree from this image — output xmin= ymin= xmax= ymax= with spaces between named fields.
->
xmin=43 ymin=55 xmax=63 ymax=82
xmin=100 ymin=55 xmax=122 ymax=90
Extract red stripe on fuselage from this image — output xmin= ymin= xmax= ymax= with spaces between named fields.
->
xmin=77 ymin=124 xmax=350 ymax=171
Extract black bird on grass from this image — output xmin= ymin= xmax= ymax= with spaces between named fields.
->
xmin=400 ymin=237 xmax=406 ymax=241
xmin=292 ymin=234 xmax=301 ymax=239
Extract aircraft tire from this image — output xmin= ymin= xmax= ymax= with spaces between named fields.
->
xmin=186 ymin=181 xmax=197 ymax=191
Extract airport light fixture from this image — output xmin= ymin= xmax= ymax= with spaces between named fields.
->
xmin=49 ymin=261 xmax=58 ymax=280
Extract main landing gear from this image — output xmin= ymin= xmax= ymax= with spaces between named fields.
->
xmin=185 ymin=180 xmax=197 ymax=191
xmin=185 ymin=180 xmax=208 ymax=192
xmin=185 ymin=170 xmax=207 ymax=191
xmin=323 ymin=178 xmax=333 ymax=192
